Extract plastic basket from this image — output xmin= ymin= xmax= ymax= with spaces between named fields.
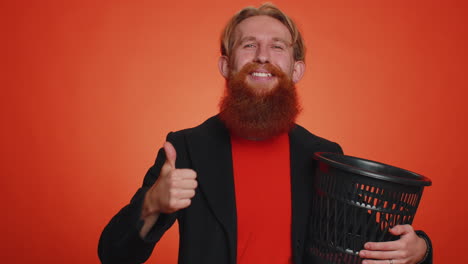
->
xmin=306 ymin=152 xmax=431 ymax=264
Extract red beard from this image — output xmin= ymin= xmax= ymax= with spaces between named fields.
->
xmin=219 ymin=62 xmax=301 ymax=140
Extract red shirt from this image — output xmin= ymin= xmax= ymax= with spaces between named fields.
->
xmin=231 ymin=133 xmax=292 ymax=264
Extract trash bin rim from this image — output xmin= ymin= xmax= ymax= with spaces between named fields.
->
xmin=314 ymin=152 xmax=432 ymax=187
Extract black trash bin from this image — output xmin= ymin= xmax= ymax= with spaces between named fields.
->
xmin=306 ymin=152 xmax=431 ymax=264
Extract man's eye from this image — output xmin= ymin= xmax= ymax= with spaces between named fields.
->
xmin=243 ymin=44 xmax=256 ymax=48
xmin=272 ymin=45 xmax=285 ymax=50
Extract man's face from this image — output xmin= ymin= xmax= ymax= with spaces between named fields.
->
xmin=219 ymin=15 xmax=305 ymax=91
xmin=218 ymin=15 xmax=305 ymax=139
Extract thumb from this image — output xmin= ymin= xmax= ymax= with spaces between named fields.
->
xmin=163 ymin=141 xmax=177 ymax=168
xmin=389 ymin=225 xmax=412 ymax=236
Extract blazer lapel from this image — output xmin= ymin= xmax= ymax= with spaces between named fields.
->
xmin=185 ymin=116 xmax=237 ymax=264
xmin=289 ymin=126 xmax=317 ymax=263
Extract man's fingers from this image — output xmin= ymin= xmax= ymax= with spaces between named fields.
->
xmin=361 ymin=257 xmax=397 ymax=264
xmin=364 ymin=225 xmax=413 ymax=251
xmin=364 ymin=240 xmax=400 ymax=251
xmin=177 ymin=199 xmax=192 ymax=209
xmin=177 ymin=179 xmax=198 ymax=190
xmin=164 ymin=141 xmax=177 ymax=168
xmin=177 ymin=189 xmax=196 ymax=199
xmin=361 ymin=225 xmax=424 ymax=263
xmin=174 ymin=169 xmax=197 ymax=179
xmin=359 ymin=249 xmax=397 ymax=260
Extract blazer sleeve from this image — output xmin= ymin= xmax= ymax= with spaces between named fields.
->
xmin=415 ymin=230 xmax=433 ymax=264
xmin=98 ymin=133 xmax=179 ymax=264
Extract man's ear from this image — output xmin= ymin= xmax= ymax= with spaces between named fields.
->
xmin=218 ymin=56 xmax=230 ymax=78
xmin=292 ymin=60 xmax=305 ymax=83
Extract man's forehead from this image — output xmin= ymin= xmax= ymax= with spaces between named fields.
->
xmin=234 ymin=16 xmax=293 ymax=43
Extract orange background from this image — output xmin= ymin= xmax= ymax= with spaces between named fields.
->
xmin=2 ymin=0 xmax=467 ymax=263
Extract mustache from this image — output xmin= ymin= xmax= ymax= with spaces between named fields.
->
xmin=229 ymin=62 xmax=286 ymax=81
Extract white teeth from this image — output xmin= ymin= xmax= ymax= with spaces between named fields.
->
xmin=251 ymin=72 xmax=272 ymax=77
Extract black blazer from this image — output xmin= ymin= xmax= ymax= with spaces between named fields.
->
xmin=99 ymin=116 xmax=430 ymax=264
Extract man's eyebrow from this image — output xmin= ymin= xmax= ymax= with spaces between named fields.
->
xmin=237 ymin=36 xmax=292 ymax=46
xmin=238 ymin=36 xmax=257 ymax=44
xmin=272 ymin=37 xmax=292 ymax=46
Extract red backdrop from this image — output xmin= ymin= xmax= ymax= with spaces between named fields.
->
xmin=2 ymin=0 xmax=467 ymax=263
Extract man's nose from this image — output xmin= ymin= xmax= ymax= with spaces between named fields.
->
xmin=254 ymin=45 xmax=270 ymax=64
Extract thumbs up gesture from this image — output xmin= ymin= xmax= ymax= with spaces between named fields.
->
xmin=143 ymin=142 xmax=198 ymax=217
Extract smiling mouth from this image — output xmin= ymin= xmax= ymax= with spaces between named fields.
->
xmin=251 ymin=72 xmax=273 ymax=77
xmin=247 ymin=71 xmax=277 ymax=89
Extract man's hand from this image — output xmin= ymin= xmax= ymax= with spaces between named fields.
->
xmin=141 ymin=141 xmax=198 ymax=218
xmin=359 ymin=225 xmax=427 ymax=264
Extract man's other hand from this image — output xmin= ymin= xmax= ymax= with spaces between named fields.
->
xmin=142 ymin=141 xmax=198 ymax=217
xmin=359 ymin=224 xmax=427 ymax=264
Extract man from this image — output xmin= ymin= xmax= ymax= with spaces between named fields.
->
xmin=98 ymin=4 xmax=432 ymax=264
